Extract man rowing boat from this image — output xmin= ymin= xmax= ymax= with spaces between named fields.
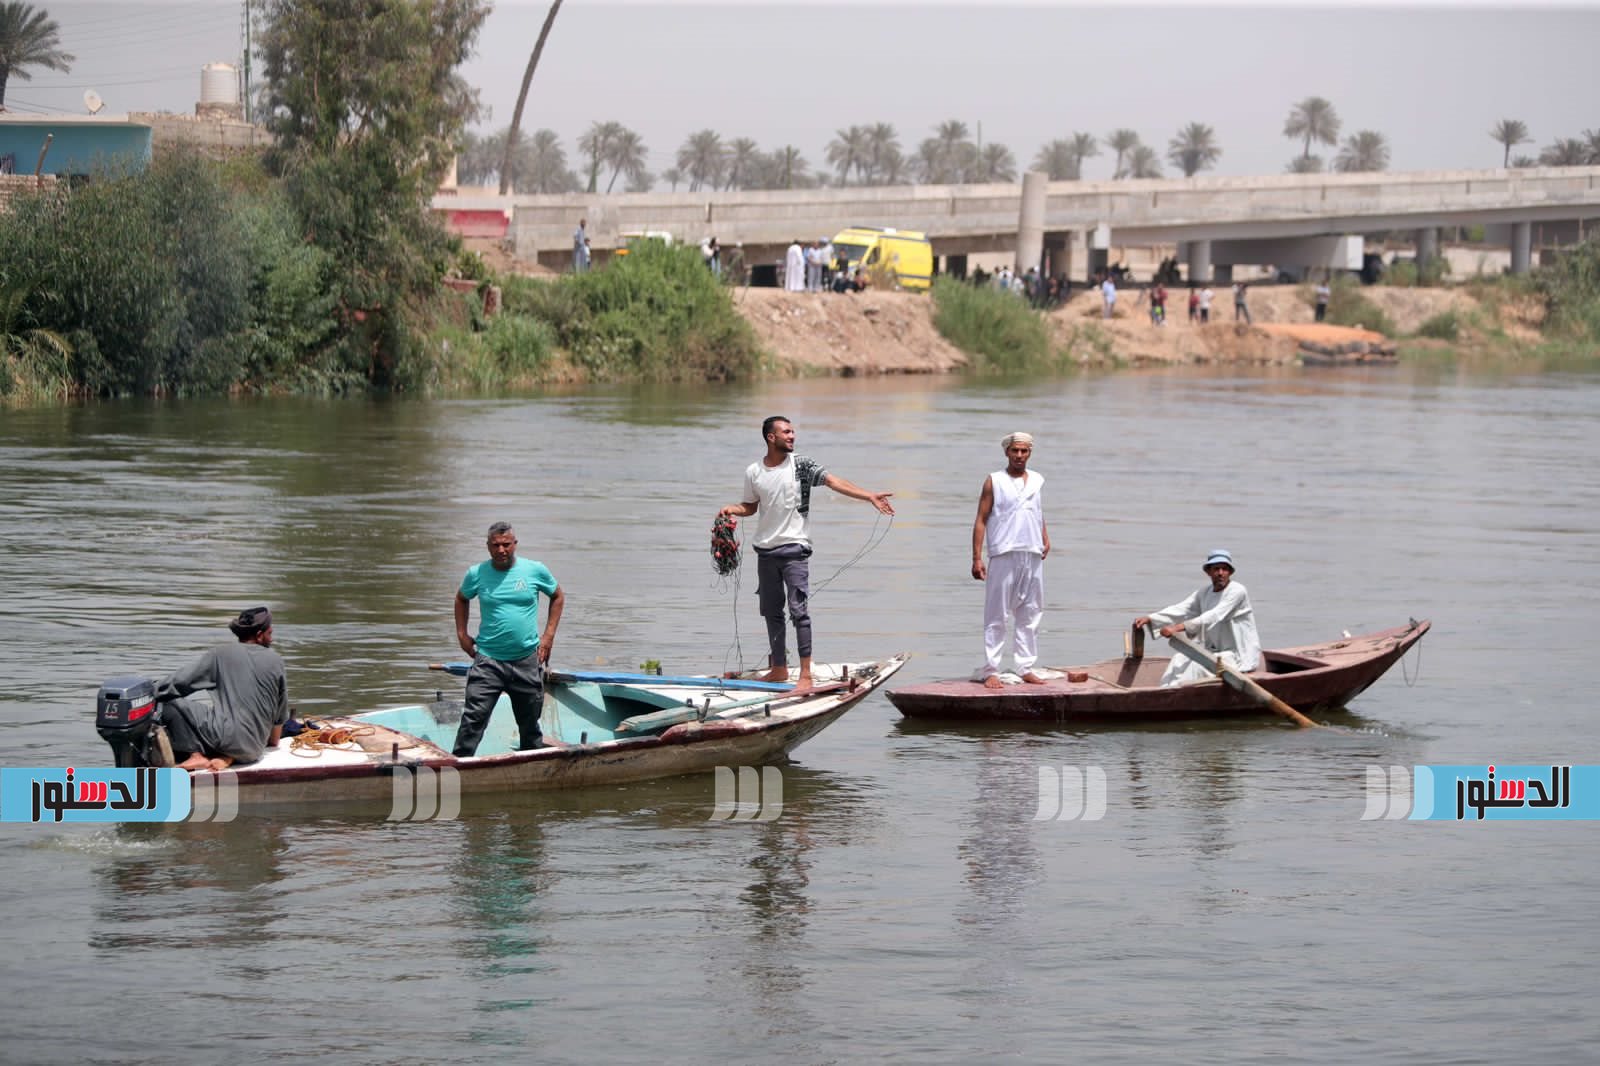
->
xmin=1135 ymin=549 xmax=1261 ymax=687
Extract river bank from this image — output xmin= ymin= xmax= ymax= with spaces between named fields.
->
xmin=734 ymin=280 xmax=1549 ymax=375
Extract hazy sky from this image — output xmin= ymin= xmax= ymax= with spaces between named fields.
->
xmin=16 ymin=1 xmax=1600 ymax=180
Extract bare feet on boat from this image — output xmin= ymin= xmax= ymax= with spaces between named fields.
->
xmin=789 ymin=673 xmax=815 ymax=694
xmin=982 ymin=674 xmax=1004 ymax=689
xmin=1021 ymin=672 xmax=1047 ymax=685
xmin=177 ymin=753 xmax=232 ymax=773
xmin=756 ymin=667 xmax=791 ymax=684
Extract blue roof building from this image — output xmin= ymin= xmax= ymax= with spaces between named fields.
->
xmin=0 ymin=113 xmax=152 ymax=178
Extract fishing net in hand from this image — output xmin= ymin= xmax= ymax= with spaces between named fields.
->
xmin=711 ymin=514 xmax=741 ymax=575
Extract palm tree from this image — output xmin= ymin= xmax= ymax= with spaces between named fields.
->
xmin=623 ymin=169 xmax=653 ymax=193
xmin=1033 ymin=140 xmax=1075 ymax=180
xmin=677 ymin=128 xmax=725 ymax=191
xmin=877 ymin=144 xmax=906 ymax=186
xmin=661 ymin=167 xmax=684 ymax=192
xmin=863 ymin=122 xmax=899 ymax=185
xmin=825 ymin=125 xmax=867 ymax=185
xmin=1489 ymin=119 xmax=1532 ymax=168
xmin=0 ymin=2 xmax=72 ymax=110
xmin=1285 ymin=155 xmax=1324 ymax=174
xmin=1106 ymin=128 xmax=1141 ymax=179
xmin=603 ymin=127 xmax=647 ymax=193
xmin=724 ymin=137 xmax=760 ymax=189
xmin=1334 ymin=130 xmax=1390 ymax=173
xmin=455 ymin=128 xmax=505 ymax=187
xmin=0 ymin=273 xmax=71 ymax=397
xmin=525 ymin=128 xmax=577 ymax=193
xmin=976 ymin=142 xmax=1016 ymax=183
xmin=1540 ymin=138 xmax=1589 ymax=167
xmin=1584 ymin=128 xmax=1600 ymax=164
xmin=1125 ymin=145 xmax=1162 ymax=179
xmin=1167 ymin=122 xmax=1221 ymax=177
xmin=772 ymin=145 xmax=808 ymax=189
xmin=499 ymin=0 xmax=562 ymax=195
xmin=914 ymin=138 xmax=943 ymax=184
xmin=578 ymin=120 xmax=621 ymax=193
xmin=1069 ymin=132 xmax=1099 ymax=179
xmin=1283 ymin=96 xmax=1341 ymax=162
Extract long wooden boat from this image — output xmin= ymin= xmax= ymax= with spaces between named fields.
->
xmin=885 ymin=622 xmax=1427 ymax=723
xmin=181 ymin=657 xmax=906 ymax=807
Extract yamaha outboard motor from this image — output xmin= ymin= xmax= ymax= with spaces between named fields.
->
xmin=96 ymin=676 xmax=162 ymax=768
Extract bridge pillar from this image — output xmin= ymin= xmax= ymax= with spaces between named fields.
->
xmin=1015 ymin=171 xmax=1047 ymax=274
xmin=1510 ymin=221 xmax=1532 ymax=274
xmin=1185 ymin=239 xmax=1213 ymax=284
xmin=1416 ymin=227 xmax=1439 ymax=271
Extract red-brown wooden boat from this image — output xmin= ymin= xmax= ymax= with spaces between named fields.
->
xmin=886 ymin=620 xmax=1429 ymax=723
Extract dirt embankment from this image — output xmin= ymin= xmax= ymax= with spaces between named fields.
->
xmin=731 ymin=282 xmax=1529 ymax=375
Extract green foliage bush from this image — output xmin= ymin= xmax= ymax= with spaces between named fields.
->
xmin=1323 ymin=277 xmax=1397 ymax=337
xmin=1415 ymin=309 xmax=1461 ymax=341
xmin=1534 ymin=236 xmax=1600 ymax=344
xmin=554 ymin=241 xmax=764 ymax=380
xmin=484 ymin=313 xmax=555 ymax=375
xmin=931 ymin=276 xmax=1058 ymax=372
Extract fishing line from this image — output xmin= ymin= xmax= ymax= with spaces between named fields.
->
xmin=711 ymin=512 xmax=894 ymax=676
xmin=1401 ymin=635 xmax=1422 ymax=687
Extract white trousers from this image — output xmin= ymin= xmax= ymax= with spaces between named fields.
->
xmin=983 ymin=551 xmax=1044 ymax=675
xmin=1160 ymin=648 xmax=1240 ymax=688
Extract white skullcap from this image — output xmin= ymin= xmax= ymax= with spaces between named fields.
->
xmin=1001 ymin=432 xmax=1034 ymax=451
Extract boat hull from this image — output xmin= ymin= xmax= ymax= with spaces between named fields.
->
xmin=202 ymin=657 xmax=905 ymax=808
xmin=885 ymin=622 xmax=1427 ymax=723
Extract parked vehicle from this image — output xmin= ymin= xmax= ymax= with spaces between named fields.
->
xmin=829 ymin=227 xmax=934 ymax=291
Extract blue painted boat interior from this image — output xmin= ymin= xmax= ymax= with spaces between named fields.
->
xmin=357 ymin=682 xmax=700 ymax=755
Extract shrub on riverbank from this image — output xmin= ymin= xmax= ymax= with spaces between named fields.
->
xmin=499 ymin=241 xmax=765 ymax=382
xmin=1322 ymin=277 xmax=1397 ymax=337
xmin=1534 ymin=236 xmax=1600 ymax=345
xmin=931 ymin=276 xmax=1061 ymax=372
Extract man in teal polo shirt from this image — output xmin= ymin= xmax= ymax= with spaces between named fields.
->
xmin=452 ymin=522 xmax=566 ymax=757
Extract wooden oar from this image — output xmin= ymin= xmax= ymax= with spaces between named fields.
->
xmin=616 ymin=680 xmax=850 ymax=735
xmin=1162 ymin=629 xmax=1319 ymax=729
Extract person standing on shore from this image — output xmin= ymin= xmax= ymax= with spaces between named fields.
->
xmin=785 ymin=239 xmax=806 ymax=292
xmin=1188 ymin=287 xmax=1200 ymax=323
xmin=1314 ymin=279 xmax=1331 ymax=322
xmin=1233 ymin=281 xmax=1253 ymax=324
xmin=1101 ymin=274 xmax=1117 ymax=319
xmin=1199 ymin=285 xmax=1214 ymax=324
xmin=451 ymin=522 xmax=565 ymax=757
xmin=718 ymin=416 xmax=895 ymax=691
xmin=972 ymin=432 xmax=1050 ymax=689
xmin=573 ymin=218 xmax=590 ymax=273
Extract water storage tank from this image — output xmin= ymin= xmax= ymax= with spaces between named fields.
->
xmin=200 ymin=62 xmax=238 ymax=107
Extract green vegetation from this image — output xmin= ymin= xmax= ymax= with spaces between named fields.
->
xmin=1414 ymin=309 xmax=1462 ymax=342
xmin=1321 ymin=276 xmax=1396 ymax=337
xmin=1534 ymin=236 xmax=1600 ymax=345
xmin=931 ymin=276 xmax=1064 ymax=373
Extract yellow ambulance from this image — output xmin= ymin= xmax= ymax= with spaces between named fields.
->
xmin=829 ymin=227 xmax=935 ymax=291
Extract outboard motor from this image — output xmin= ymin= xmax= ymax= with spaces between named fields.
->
xmin=95 ymin=676 xmax=163 ymax=768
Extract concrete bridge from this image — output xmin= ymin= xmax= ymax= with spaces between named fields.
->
xmin=436 ymin=166 xmax=1600 ymax=282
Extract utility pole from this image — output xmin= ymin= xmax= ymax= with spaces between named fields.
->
xmin=240 ymin=0 xmax=253 ymax=123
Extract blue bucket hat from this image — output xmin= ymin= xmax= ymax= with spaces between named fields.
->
xmin=1202 ymin=549 xmax=1234 ymax=571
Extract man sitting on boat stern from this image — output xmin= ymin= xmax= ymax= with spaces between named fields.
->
xmin=157 ymin=606 xmax=289 ymax=772
xmin=1134 ymin=549 xmax=1261 ymax=688
xmin=972 ymin=431 xmax=1050 ymax=688
xmin=719 ymin=415 xmax=895 ymax=692
xmin=453 ymin=522 xmax=565 ymax=757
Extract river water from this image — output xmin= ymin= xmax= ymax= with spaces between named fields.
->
xmin=2 ymin=366 xmax=1598 ymax=1063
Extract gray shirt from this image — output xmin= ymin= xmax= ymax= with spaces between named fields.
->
xmin=159 ymin=642 xmax=289 ymax=762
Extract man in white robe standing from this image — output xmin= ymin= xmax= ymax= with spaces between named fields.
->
xmin=972 ymin=432 xmax=1050 ymax=688
xmin=1135 ymin=549 xmax=1261 ymax=687
xmin=784 ymin=239 xmax=806 ymax=292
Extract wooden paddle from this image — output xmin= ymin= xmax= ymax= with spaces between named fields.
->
xmin=1159 ymin=628 xmax=1319 ymax=729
